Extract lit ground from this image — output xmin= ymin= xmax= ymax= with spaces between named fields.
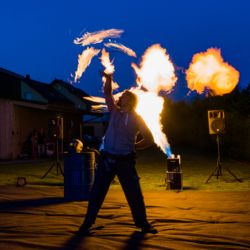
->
xmin=0 ymin=147 xmax=249 ymax=249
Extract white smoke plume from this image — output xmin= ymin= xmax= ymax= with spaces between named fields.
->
xmin=104 ymin=42 xmax=137 ymax=57
xmin=74 ymin=47 xmax=100 ymax=82
xmin=74 ymin=29 xmax=124 ymax=46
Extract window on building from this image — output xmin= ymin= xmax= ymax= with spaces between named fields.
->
xmin=24 ymin=91 xmax=33 ymax=100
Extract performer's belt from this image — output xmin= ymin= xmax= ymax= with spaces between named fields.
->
xmin=101 ymin=151 xmax=135 ymax=161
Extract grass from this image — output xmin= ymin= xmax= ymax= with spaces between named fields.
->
xmin=0 ymin=146 xmax=249 ymax=192
xmin=135 ymin=147 xmax=250 ymax=191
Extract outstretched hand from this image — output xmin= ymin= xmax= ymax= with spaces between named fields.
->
xmin=100 ymin=71 xmax=113 ymax=79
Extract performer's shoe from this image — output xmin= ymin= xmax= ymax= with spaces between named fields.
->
xmin=140 ymin=224 xmax=158 ymax=234
xmin=79 ymin=222 xmax=92 ymax=235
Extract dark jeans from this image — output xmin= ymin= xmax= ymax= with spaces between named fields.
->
xmin=83 ymin=152 xmax=149 ymax=228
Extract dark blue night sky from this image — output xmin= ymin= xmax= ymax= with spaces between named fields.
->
xmin=1 ymin=0 xmax=249 ymax=98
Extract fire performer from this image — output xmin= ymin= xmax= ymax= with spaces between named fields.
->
xmin=80 ymin=72 xmax=157 ymax=234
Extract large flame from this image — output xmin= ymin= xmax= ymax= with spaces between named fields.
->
xmin=131 ymin=44 xmax=177 ymax=93
xmin=186 ymin=48 xmax=240 ymax=95
xmin=82 ymin=43 xmax=177 ymax=157
xmin=131 ymin=88 xmax=172 ymax=156
xmin=130 ymin=44 xmax=176 ymax=156
xmin=74 ymin=29 xmax=124 ymax=46
xmin=74 ymin=47 xmax=100 ymax=82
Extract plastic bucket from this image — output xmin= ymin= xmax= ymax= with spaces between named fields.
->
xmin=64 ymin=152 xmax=95 ymax=201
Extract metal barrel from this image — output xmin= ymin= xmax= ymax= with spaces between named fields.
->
xmin=64 ymin=151 xmax=95 ymax=201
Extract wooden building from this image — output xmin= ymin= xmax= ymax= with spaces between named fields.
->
xmin=0 ymin=68 xmax=95 ymax=160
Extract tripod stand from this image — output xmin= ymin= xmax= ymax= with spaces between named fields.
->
xmin=205 ymin=134 xmax=241 ymax=183
xmin=41 ymin=138 xmax=64 ymax=179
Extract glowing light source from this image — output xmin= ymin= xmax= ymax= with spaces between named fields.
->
xmin=130 ymin=44 xmax=177 ymax=156
xmin=131 ymin=44 xmax=177 ymax=93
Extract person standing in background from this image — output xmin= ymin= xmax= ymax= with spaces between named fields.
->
xmin=37 ymin=128 xmax=46 ymax=158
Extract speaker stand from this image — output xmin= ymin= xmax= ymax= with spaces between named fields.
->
xmin=205 ymin=134 xmax=242 ymax=183
xmin=41 ymin=138 xmax=64 ymax=179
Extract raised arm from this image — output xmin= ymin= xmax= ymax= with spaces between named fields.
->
xmin=102 ymin=72 xmax=117 ymax=112
xmin=135 ymin=115 xmax=154 ymax=150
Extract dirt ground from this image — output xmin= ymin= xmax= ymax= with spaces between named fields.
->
xmin=0 ymin=185 xmax=249 ymax=250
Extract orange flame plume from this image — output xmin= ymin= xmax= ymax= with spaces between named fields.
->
xmin=131 ymin=88 xmax=171 ymax=156
xmin=131 ymin=44 xmax=177 ymax=94
xmin=131 ymin=44 xmax=177 ymax=156
xmin=186 ymin=48 xmax=240 ymax=95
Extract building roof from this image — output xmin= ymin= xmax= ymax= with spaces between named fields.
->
xmin=0 ymin=68 xmax=23 ymax=100
xmin=51 ymin=79 xmax=90 ymax=98
xmin=51 ymin=79 xmax=103 ymax=111
xmin=0 ymin=67 xmax=91 ymax=113
xmin=25 ymin=77 xmax=73 ymax=105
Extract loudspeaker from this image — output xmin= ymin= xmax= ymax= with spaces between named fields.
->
xmin=49 ymin=117 xmax=64 ymax=139
xmin=208 ymin=110 xmax=225 ymax=135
